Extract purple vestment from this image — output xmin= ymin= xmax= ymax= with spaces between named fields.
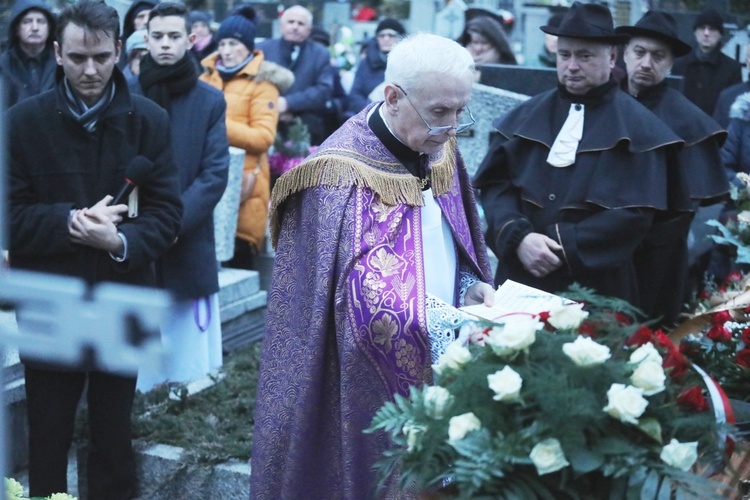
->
xmin=250 ymin=104 xmax=492 ymax=499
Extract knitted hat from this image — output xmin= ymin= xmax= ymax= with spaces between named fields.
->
xmin=216 ymin=6 xmax=256 ymax=52
xmin=375 ymin=18 xmax=406 ymax=36
xmin=126 ymin=29 xmax=147 ymax=56
xmin=693 ymin=9 xmax=724 ymax=34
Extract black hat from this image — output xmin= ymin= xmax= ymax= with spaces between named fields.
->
xmin=375 ymin=18 xmax=406 ymax=36
xmin=540 ymin=2 xmax=628 ymax=44
xmin=693 ymin=9 xmax=724 ymax=34
xmin=615 ymin=11 xmax=692 ymax=58
xmin=216 ymin=6 xmax=257 ymax=52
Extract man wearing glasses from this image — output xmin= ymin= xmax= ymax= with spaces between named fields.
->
xmin=251 ymin=33 xmax=494 ymax=498
xmin=474 ymin=2 xmax=681 ymax=305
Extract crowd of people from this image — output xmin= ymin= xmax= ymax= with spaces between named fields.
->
xmin=3 ymin=0 xmax=750 ymax=498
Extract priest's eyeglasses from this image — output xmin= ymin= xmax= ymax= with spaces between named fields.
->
xmin=393 ymin=84 xmax=475 ymax=136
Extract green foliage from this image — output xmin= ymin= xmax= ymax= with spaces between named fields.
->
xmin=273 ymin=117 xmax=311 ymax=158
xmin=131 ymin=342 xmax=262 ymax=464
xmin=366 ymin=289 xmax=729 ymax=498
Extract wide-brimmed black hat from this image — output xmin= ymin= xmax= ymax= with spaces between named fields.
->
xmin=540 ymin=1 xmax=629 ymax=44
xmin=615 ymin=11 xmax=692 ymax=57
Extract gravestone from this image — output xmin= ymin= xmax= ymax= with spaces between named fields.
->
xmin=457 ymin=83 xmax=529 ymax=177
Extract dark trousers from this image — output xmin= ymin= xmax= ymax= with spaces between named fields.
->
xmin=24 ymin=366 xmax=138 ymax=499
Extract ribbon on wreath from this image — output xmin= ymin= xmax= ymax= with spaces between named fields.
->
xmin=692 ymin=363 xmax=736 ymax=458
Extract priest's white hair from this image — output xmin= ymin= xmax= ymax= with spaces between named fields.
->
xmin=384 ymin=33 xmax=475 ymax=93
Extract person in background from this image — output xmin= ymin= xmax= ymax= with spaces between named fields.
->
xmin=0 ymin=0 xmax=57 ymax=108
xmin=345 ymin=18 xmax=405 ymax=118
xmin=119 ymin=0 xmax=156 ymax=68
xmin=122 ymin=29 xmax=147 ymax=79
xmin=131 ymin=2 xmax=229 ymax=391
xmin=200 ymin=6 xmax=294 ymax=270
xmin=7 ymin=0 xmax=181 ymax=496
xmin=188 ymin=10 xmax=217 ymax=65
xmin=714 ymin=43 xmax=750 ymax=128
xmin=474 ymin=2 xmax=681 ymax=304
xmin=457 ymin=15 xmax=517 ymax=82
xmin=672 ymin=8 xmax=742 ymax=116
xmin=257 ymin=5 xmax=333 ymax=145
xmin=537 ymin=12 xmax=564 ymax=67
xmin=722 ymin=92 xmax=750 ymax=184
xmin=251 ymin=33 xmax=493 ymax=498
xmin=616 ymin=11 xmax=728 ymax=326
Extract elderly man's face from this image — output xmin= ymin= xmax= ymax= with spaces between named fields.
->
xmin=17 ymin=10 xmax=49 ymax=49
xmin=55 ymin=23 xmax=120 ymax=107
xmin=694 ymin=24 xmax=721 ymax=53
xmin=280 ymin=7 xmax=312 ymax=44
xmin=556 ymin=37 xmax=615 ymax=96
xmin=623 ymin=37 xmax=673 ymax=95
xmin=384 ymin=74 xmax=473 ymax=155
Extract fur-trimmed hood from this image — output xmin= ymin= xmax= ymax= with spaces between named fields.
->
xmin=729 ymin=92 xmax=750 ymax=123
xmin=201 ymin=51 xmax=295 ymax=94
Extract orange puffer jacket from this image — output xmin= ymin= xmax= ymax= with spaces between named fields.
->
xmin=201 ymin=50 xmax=294 ymax=251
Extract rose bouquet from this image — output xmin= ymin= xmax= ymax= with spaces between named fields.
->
xmin=673 ymin=299 xmax=750 ymax=404
xmin=367 ymin=287 xmax=732 ymax=498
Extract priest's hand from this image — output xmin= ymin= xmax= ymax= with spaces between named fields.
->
xmin=465 ymin=282 xmax=495 ymax=307
xmin=517 ymin=233 xmax=562 ymax=278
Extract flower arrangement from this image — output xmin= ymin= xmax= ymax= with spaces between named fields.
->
xmin=367 ymin=287 xmax=731 ymax=498
xmin=707 ymin=172 xmax=750 ymax=265
xmin=4 ymin=477 xmax=77 ymax=500
xmin=672 ymin=272 xmax=750 ymax=404
xmin=268 ymin=117 xmax=316 ymax=178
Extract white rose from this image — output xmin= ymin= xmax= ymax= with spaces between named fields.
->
xmin=548 ymin=302 xmax=589 ymax=330
xmin=447 ymin=412 xmax=481 ymax=442
xmin=660 ymin=439 xmax=698 ymax=471
xmin=402 ymin=421 xmax=426 ymax=453
xmin=562 ymin=336 xmax=611 ymax=367
xmin=487 ymin=366 xmax=523 ymax=402
xmin=432 ymin=341 xmax=472 ymax=376
xmin=423 ymin=385 xmax=454 ymax=419
xmin=485 ymin=317 xmax=541 ymax=357
xmin=630 ymin=360 xmax=666 ymax=396
xmin=603 ymin=383 xmax=649 ymax=424
xmin=529 ymin=438 xmax=570 ymax=475
xmin=738 ymin=211 xmax=750 ymax=225
xmin=629 ymin=342 xmax=663 ymax=365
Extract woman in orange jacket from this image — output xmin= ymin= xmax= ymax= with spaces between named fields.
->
xmin=200 ymin=6 xmax=294 ymax=267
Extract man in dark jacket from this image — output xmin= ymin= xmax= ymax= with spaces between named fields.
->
xmin=672 ymin=9 xmax=742 ymax=116
xmin=474 ymin=2 xmax=682 ymax=304
xmin=0 ymin=0 xmax=57 ymax=108
xmin=616 ymin=11 xmax=729 ymax=326
xmin=118 ymin=0 xmax=156 ymax=68
xmin=714 ymin=43 xmax=750 ymax=128
xmin=130 ymin=1 xmax=229 ymax=390
xmin=257 ymin=5 xmax=333 ymax=145
xmin=7 ymin=0 xmax=182 ymax=497
xmin=345 ymin=18 xmax=405 ymax=118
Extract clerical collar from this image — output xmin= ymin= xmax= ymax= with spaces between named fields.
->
xmin=368 ymin=103 xmax=431 ymax=190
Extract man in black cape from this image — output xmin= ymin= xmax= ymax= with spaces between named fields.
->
xmin=616 ymin=11 xmax=728 ymax=326
xmin=474 ymin=2 xmax=684 ymax=305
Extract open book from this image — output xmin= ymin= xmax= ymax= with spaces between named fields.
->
xmin=460 ymin=280 xmax=575 ymax=322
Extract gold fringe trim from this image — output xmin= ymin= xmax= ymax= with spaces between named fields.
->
xmin=269 ymin=139 xmax=458 ymax=246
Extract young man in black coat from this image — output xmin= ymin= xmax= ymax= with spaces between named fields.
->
xmin=130 ymin=1 xmax=230 ymax=391
xmin=7 ymin=0 xmax=182 ymax=497
xmin=672 ymin=9 xmax=742 ymax=116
